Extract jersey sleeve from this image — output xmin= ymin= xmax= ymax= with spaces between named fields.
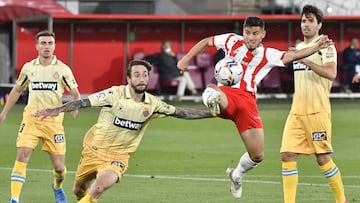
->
xmin=321 ymin=45 xmax=337 ymax=64
xmin=213 ymin=33 xmax=244 ymax=56
xmin=62 ymin=66 xmax=78 ymax=91
xmin=151 ymin=98 xmax=176 ymax=119
xmin=16 ymin=63 xmax=30 ymax=88
xmin=266 ymin=48 xmax=286 ymax=67
xmin=88 ymin=87 xmax=115 ymax=107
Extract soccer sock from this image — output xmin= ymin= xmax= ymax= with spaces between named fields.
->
xmin=282 ymin=161 xmax=298 ymax=203
xmin=11 ymin=160 xmax=27 ymax=201
xmin=78 ymin=194 xmax=98 ymax=203
xmin=53 ymin=166 xmax=67 ymax=189
xmin=320 ymin=159 xmax=346 ymax=203
xmin=232 ymin=152 xmax=259 ymax=181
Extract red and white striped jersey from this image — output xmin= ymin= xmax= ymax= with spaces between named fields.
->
xmin=213 ymin=33 xmax=286 ymax=94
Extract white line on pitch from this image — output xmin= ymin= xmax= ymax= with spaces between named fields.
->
xmin=0 ymin=167 xmax=359 ymax=189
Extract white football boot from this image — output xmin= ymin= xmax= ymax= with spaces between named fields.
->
xmin=226 ymin=167 xmax=243 ymax=199
xmin=202 ymin=88 xmax=221 ymax=116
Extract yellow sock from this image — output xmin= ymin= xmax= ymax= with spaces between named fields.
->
xmin=53 ymin=167 xmax=67 ymax=189
xmin=282 ymin=161 xmax=298 ymax=203
xmin=78 ymin=194 xmax=98 ymax=203
xmin=320 ymin=159 xmax=346 ymax=203
xmin=11 ymin=160 xmax=27 ymax=200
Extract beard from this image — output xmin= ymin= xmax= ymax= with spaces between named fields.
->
xmin=132 ymin=83 xmax=147 ymax=94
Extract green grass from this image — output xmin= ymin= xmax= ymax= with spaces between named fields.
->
xmin=0 ymin=99 xmax=359 ymax=203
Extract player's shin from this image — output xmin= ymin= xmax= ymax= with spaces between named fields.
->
xmin=10 ymin=160 xmax=27 ymax=202
xmin=320 ymin=159 xmax=346 ymax=203
xmin=282 ymin=161 xmax=298 ymax=203
xmin=53 ymin=166 xmax=67 ymax=188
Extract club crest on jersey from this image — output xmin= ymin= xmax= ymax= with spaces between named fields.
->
xmin=95 ymin=92 xmax=106 ymax=101
xmin=143 ymin=107 xmax=150 ymax=117
xmin=53 ymin=71 xmax=59 ymax=79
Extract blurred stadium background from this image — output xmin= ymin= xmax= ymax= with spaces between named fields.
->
xmin=0 ymin=0 xmax=360 ymax=202
xmin=1 ymin=0 xmax=360 ymax=99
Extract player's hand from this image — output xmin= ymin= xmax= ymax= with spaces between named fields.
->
xmin=177 ymin=58 xmax=189 ymax=74
xmin=0 ymin=113 xmax=6 ymax=125
xmin=352 ymin=74 xmax=360 ymax=83
xmin=71 ymin=109 xmax=78 ymax=118
xmin=317 ymin=35 xmax=334 ymax=49
xmin=34 ymin=109 xmax=60 ymax=120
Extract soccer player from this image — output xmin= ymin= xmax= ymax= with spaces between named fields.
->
xmin=280 ymin=5 xmax=347 ymax=203
xmin=34 ymin=59 xmax=213 ymax=203
xmin=177 ymin=16 xmax=334 ymax=199
xmin=0 ymin=30 xmax=80 ymax=203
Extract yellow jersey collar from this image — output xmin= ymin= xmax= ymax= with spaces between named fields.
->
xmin=125 ymin=85 xmax=151 ymax=104
xmin=34 ymin=55 xmax=58 ymax=65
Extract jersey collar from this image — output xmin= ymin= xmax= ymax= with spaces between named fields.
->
xmin=125 ymin=85 xmax=150 ymax=104
xmin=34 ymin=55 xmax=58 ymax=65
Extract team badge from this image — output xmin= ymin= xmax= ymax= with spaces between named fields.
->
xmin=143 ymin=107 xmax=150 ymax=117
xmin=95 ymin=92 xmax=106 ymax=101
xmin=53 ymin=71 xmax=59 ymax=79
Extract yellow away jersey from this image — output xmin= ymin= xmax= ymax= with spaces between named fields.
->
xmin=17 ymin=56 xmax=78 ymax=121
xmin=290 ymin=35 xmax=337 ymax=115
xmin=85 ymin=85 xmax=176 ymax=159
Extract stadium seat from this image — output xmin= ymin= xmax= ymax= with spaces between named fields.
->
xmin=133 ymin=51 xmax=147 ymax=60
xmin=147 ymin=67 xmax=160 ymax=94
xmin=196 ymin=52 xmax=213 ymax=89
xmin=260 ymin=68 xmax=281 ymax=93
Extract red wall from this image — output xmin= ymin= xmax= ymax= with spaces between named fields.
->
xmin=71 ymin=22 xmax=126 ymax=93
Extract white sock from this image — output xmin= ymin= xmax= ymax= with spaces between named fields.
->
xmin=201 ymin=87 xmax=219 ymax=107
xmin=232 ymin=152 xmax=259 ymax=182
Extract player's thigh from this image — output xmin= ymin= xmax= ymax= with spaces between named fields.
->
xmin=17 ymin=117 xmax=41 ymax=149
xmin=280 ymin=114 xmax=309 ymax=154
xmin=41 ymin=122 xmax=66 ymax=155
xmin=304 ymin=112 xmax=333 ymax=154
xmin=75 ymin=148 xmax=98 ymax=183
xmin=241 ymin=128 xmax=264 ymax=160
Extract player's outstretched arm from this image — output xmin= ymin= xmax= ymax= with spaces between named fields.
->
xmin=34 ymin=98 xmax=92 ymax=120
xmin=177 ymin=37 xmax=213 ymax=73
xmin=352 ymin=74 xmax=360 ymax=83
xmin=172 ymin=107 xmax=213 ymax=119
xmin=282 ymin=35 xmax=334 ymax=65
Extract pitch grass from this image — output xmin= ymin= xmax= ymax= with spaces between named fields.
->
xmin=0 ymin=99 xmax=359 ymax=203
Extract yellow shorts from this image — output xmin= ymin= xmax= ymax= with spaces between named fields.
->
xmin=17 ymin=114 xmax=66 ymax=155
xmin=280 ymin=112 xmax=333 ymax=155
xmin=75 ymin=147 xmax=129 ymax=183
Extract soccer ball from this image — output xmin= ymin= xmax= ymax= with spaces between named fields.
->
xmin=214 ymin=57 xmax=243 ymax=86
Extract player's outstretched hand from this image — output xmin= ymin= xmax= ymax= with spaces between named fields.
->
xmin=352 ymin=74 xmax=360 ymax=83
xmin=177 ymin=58 xmax=189 ymax=74
xmin=317 ymin=35 xmax=334 ymax=49
xmin=71 ymin=109 xmax=78 ymax=118
xmin=34 ymin=109 xmax=60 ymax=121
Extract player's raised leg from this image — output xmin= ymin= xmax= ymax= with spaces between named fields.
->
xmin=227 ymin=128 xmax=264 ymax=198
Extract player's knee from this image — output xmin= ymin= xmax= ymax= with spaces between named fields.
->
xmin=73 ymin=186 xmax=86 ymax=200
xmin=251 ymin=153 xmax=264 ymax=163
xmin=281 ymin=152 xmax=297 ymax=162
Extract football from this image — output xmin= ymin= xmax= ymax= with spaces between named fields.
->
xmin=214 ymin=57 xmax=243 ymax=86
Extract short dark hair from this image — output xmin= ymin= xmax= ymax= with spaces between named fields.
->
xmin=126 ymin=59 xmax=153 ymax=78
xmin=301 ymin=5 xmax=323 ymax=24
xmin=36 ymin=30 xmax=55 ymax=41
xmin=243 ymin=16 xmax=265 ymax=30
